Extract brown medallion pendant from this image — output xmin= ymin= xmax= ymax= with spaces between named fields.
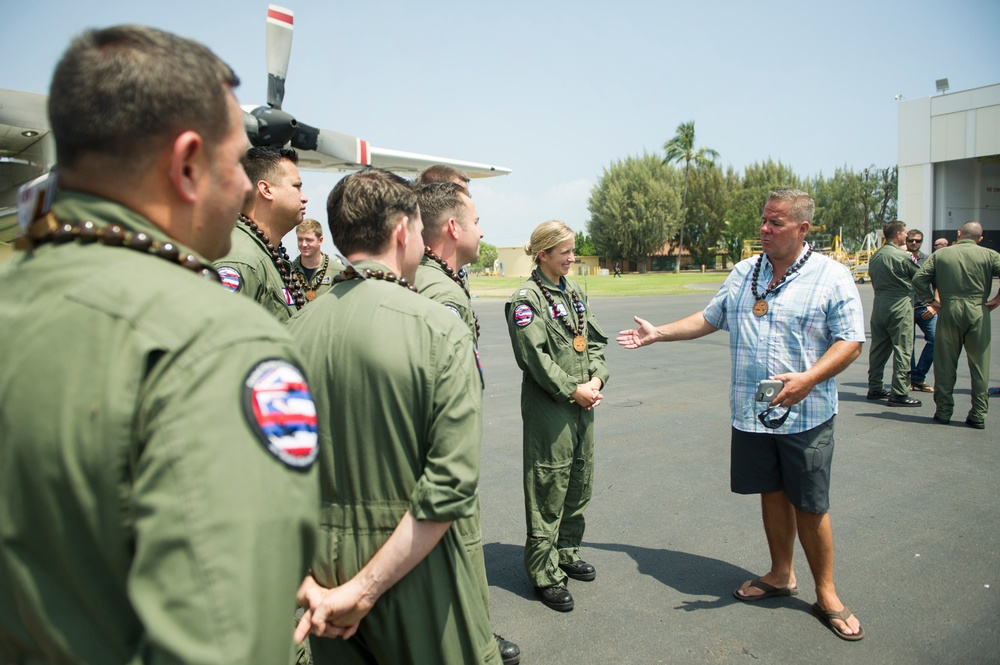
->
xmin=305 ymin=289 xmax=317 ymax=301
xmin=573 ymin=335 xmax=587 ymax=352
xmin=753 ymin=300 xmax=769 ymax=317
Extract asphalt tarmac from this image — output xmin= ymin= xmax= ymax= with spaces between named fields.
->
xmin=472 ymin=282 xmax=999 ymax=665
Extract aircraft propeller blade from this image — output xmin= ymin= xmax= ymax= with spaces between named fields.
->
xmin=265 ymin=4 xmax=294 ymax=110
xmin=246 ymin=5 xmax=510 ymax=179
xmin=299 ymin=124 xmax=511 ymax=178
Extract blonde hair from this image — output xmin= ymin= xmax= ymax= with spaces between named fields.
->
xmin=297 ymin=218 xmax=323 ymax=238
xmin=524 ymin=220 xmax=574 ymax=265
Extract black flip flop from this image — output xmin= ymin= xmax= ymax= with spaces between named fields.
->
xmin=812 ymin=603 xmax=865 ymax=641
xmin=732 ymin=577 xmax=799 ymax=602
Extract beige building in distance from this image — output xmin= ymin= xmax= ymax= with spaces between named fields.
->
xmin=494 ymin=247 xmax=600 ymax=278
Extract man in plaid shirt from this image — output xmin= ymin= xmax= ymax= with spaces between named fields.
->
xmin=617 ymin=189 xmax=867 ymax=641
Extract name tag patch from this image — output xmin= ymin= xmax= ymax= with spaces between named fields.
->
xmin=243 ymin=359 xmax=318 ymax=469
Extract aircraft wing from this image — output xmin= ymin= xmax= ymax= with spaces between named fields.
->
xmin=296 ymin=124 xmax=511 ymax=179
xmin=0 ymin=89 xmax=54 ymax=242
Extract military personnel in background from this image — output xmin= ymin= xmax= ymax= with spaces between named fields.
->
xmin=415 ymin=183 xmax=521 ymax=665
xmin=905 ymin=229 xmax=937 ymax=392
xmin=292 ymin=217 xmax=344 ymax=302
xmin=913 ymin=221 xmax=1000 ymax=429
xmin=214 ymin=146 xmax=308 ymax=319
xmin=417 ymin=164 xmax=471 ymax=194
xmin=0 ymin=26 xmax=319 ymax=664
xmin=289 ymin=170 xmax=500 ymax=664
xmin=506 ymin=221 xmax=610 ymax=613
xmin=866 ymin=220 xmax=921 ymax=406
xmin=415 ymin=183 xmax=482 ymax=337
xmin=416 ymin=165 xmax=474 ymax=285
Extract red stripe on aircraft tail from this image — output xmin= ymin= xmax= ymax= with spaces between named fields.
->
xmin=360 ymin=140 xmax=369 ymax=165
xmin=267 ymin=8 xmax=293 ymax=25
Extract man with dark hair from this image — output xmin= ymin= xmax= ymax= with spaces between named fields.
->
xmin=0 ymin=26 xmax=319 ymax=664
xmin=905 ymin=229 xmax=937 ymax=392
xmin=417 ymin=164 xmax=471 ymax=195
xmin=293 ymin=217 xmax=344 ymax=303
xmin=289 ymin=170 xmax=499 ymax=664
xmin=415 ymin=182 xmax=482 ymax=336
xmin=866 ymin=220 xmax=921 ymax=406
xmin=414 ymin=183 xmax=521 ymax=664
xmin=914 ymin=221 xmax=1000 ymax=429
xmin=214 ymin=145 xmax=309 ymax=319
xmin=618 ymin=189 xmax=866 ymax=641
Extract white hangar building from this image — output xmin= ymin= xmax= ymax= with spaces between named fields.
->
xmin=897 ymin=82 xmax=1000 ymax=252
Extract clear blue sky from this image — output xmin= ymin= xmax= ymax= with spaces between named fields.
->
xmin=3 ymin=0 xmax=998 ymax=257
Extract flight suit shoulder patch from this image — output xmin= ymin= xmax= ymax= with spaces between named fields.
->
xmin=445 ymin=305 xmax=461 ymax=317
xmin=217 ymin=266 xmax=242 ymax=293
xmin=242 ymin=359 xmax=318 ymax=470
xmin=514 ymin=303 xmax=534 ymax=327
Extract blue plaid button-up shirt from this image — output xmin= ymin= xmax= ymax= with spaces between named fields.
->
xmin=703 ymin=244 xmax=866 ymax=434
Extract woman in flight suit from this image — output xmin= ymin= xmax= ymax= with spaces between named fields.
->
xmin=505 ymin=220 xmax=610 ymax=612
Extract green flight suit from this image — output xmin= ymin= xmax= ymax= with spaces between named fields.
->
xmin=0 ymin=192 xmax=320 ymax=665
xmin=417 ymin=255 xmax=478 ymax=339
xmin=913 ymin=239 xmax=1000 ymax=422
xmin=215 ymin=221 xmax=297 ymax=321
xmin=292 ymin=252 xmax=343 ymax=303
xmin=415 ymin=255 xmax=491 ymax=620
xmin=505 ymin=269 xmax=610 ymax=588
xmin=867 ymin=242 xmax=918 ymax=396
xmin=287 ymin=260 xmax=499 ymax=665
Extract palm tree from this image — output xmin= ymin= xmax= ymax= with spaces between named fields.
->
xmin=663 ymin=121 xmax=719 ymax=272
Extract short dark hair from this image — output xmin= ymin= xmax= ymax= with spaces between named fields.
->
xmin=414 ymin=182 xmax=467 ymax=240
xmin=416 ymin=165 xmax=470 ymax=191
xmin=326 ymin=169 xmax=418 ymax=255
xmin=243 ymin=146 xmax=299 ymax=188
xmin=49 ymin=25 xmax=239 ymax=173
xmin=883 ymin=220 xmax=906 ymax=240
xmin=906 ymin=229 xmax=924 ymax=240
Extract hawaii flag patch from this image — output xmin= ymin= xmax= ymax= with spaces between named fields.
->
xmin=217 ymin=266 xmax=242 ymax=292
xmin=514 ymin=304 xmax=534 ymax=327
xmin=243 ymin=359 xmax=318 ymax=469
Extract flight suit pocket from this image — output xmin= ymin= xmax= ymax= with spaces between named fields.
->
xmin=587 ymin=318 xmax=609 ymax=344
xmin=312 ymin=525 xmax=342 ymax=588
xmin=528 ymin=458 xmax=572 ymax=532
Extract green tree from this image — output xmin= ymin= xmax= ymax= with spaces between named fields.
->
xmin=812 ymin=165 xmax=896 ymax=251
xmin=469 ymin=241 xmax=498 ymax=273
xmin=682 ymin=164 xmax=729 ymax=268
xmin=587 ymin=153 xmax=680 ymax=272
xmin=812 ymin=168 xmax=860 ymax=249
xmin=663 ymin=120 xmax=719 ymax=272
xmin=861 ymin=165 xmax=898 ymax=237
xmin=574 ymin=231 xmax=597 ymax=256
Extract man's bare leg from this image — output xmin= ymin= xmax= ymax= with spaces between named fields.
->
xmin=795 ymin=509 xmax=862 ymax=636
xmin=735 ymin=491 xmax=798 ymax=598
